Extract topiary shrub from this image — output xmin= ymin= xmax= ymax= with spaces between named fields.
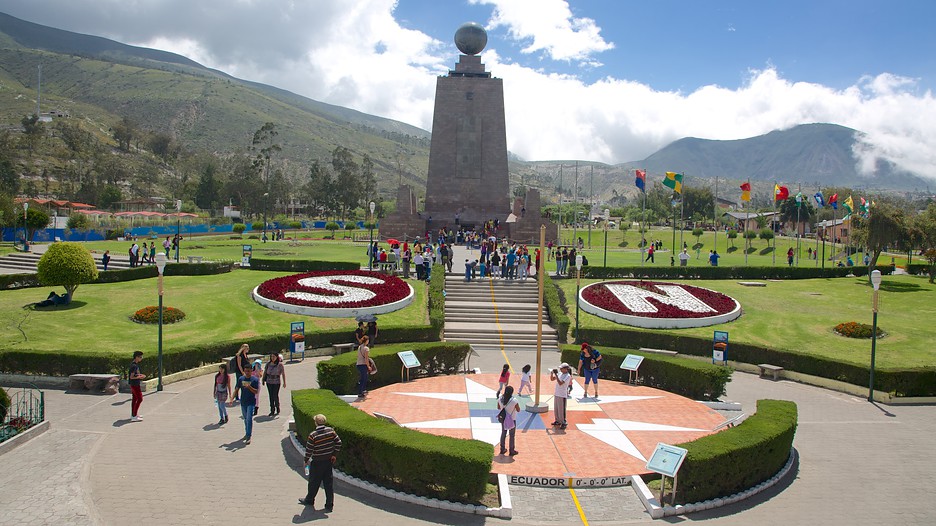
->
xmin=66 ymin=213 xmax=90 ymax=230
xmin=324 ymin=221 xmax=340 ymax=238
xmin=289 ymin=221 xmax=302 ymax=230
xmin=834 ymin=321 xmax=883 ymax=339
xmin=251 ymin=221 xmax=264 ymax=231
xmin=232 ymin=223 xmax=246 ymax=236
xmin=131 ymin=306 xmax=186 ymax=324
xmin=36 ymin=242 xmax=99 ymax=301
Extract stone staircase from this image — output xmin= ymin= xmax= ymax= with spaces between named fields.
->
xmin=443 ymin=274 xmax=560 ymax=353
xmin=0 ymin=251 xmax=132 ymax=274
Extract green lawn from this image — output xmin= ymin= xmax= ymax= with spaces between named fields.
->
xmin=556 ymin=226 xmax=901 ymax=268
xmin=61 ymin=234 xmax=372 ymax=264
xmin=0 ymin=269 xmax=428 ymax=355
xmin=557 ymin=273 xmax=936 ymax=369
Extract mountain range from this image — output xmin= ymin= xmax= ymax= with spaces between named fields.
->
xmin=0 ymin=11 xmax=928 ymax=202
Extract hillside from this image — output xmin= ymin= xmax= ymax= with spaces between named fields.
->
xmin=0 ymin=11 xmax=431 ymax=196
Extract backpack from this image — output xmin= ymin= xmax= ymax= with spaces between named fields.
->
xmin=496 ymin=407 xmax=506 ymax=423
xmin=228 ymin=356 xmax=239 ymax=376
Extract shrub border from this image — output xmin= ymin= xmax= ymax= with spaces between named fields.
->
xmin=292 ymin=388 xmax=493 ymax=503
xmin=577 ymin=327 xmax=936 ymax=397
xmin=247 ymin=258 xmax=359 ymax=272
xmin=582 ymin=264 xmax=894 ymax=280
xmin=0 ymin=262 xmax=235 ymax=290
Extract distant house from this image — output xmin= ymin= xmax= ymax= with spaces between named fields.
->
xmin=115 ymin=198 xmax=167 ymax=213
xmin=722 ymin=211 xmax=779 ymax=232
xmin=816 ymin=218 xmax=850 ymax=243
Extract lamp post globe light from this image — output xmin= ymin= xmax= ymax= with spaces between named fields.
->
xmin=868 ymin=269 xmax=882 ymax=402
xmin=368 ymin=201 xmax=376 ymax=270
xmin=575 ymin=253 xmax=584 ymax=343
xmin=603 ymin=208 xmax=610 ymax=267
xmin=23 ymin=201 xmax=29 ymax=251
xmin=155 ymin=252 xmax=167 ymax=392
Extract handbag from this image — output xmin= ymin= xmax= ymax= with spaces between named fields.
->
xmin=496 ymin=408 xmax=506 ymax=423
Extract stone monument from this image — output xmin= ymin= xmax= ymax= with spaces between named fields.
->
xmin=380 ymin=22 xmax=557 ymax=243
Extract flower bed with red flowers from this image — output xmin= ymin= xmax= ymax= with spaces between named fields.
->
xmin=255 ymin=270 xmax=411 ymax=309
xmin=580 ymin=281 xmax=741 ymax=329
xmin=130 ymin=306 xmax=186 ymax=324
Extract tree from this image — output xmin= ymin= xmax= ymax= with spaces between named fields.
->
xmin=681 ymin=187 xmax=715 ymax=222
xmin=20 ymin=114 xmax=44 ymax=155
xmin=99 ymin=185 xmax=123 ymax=210
xmin=324 ymin=221 xmax=340 ymax=238
xmin=692 ymin=227 xmax=704 ymax=245
xmin=195 ymin=161 xmax=222 ymax=211
xmin=332 ymin=146 xmax=361 ymax=219
xmin=66 ymin=213 xmax=90 ymax=230
xmin=778 ymin=195 xmax=816 ymax=234
xmin=0 ymin=157 xmax=18 ymax=195
xmin=25 ymin=207 xmax=51 ymax=242
xmin=112 ymin=116 xmax=137 ymax=152
xmin=147 ymin=133 xmax=178 ymax=162
xmin=233 ymin=223 xmax=246 ymax=237
xmin=759 ymin=228 xmax=775 ymax=243
xmin=37 ymin=242 xmax=99 ymax=301
xmin=727 ymin=229 xmax=738 ymax=248
xmin=851 ymin=200 xmax=908 ymax=268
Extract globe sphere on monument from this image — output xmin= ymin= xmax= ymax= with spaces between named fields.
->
xmin=454 ymin=22 xmax=487 ymax=55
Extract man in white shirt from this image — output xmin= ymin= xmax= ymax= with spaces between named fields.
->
xmin=551 ymin=363 xmax=572 ymax=429
xmin=678 ymin=248 xmax=690 ymax=267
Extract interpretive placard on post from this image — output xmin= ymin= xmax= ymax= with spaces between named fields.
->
xmin=646 ymin=442 xmax=688 ymax=478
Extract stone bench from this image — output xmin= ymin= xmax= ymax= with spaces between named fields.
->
xmin=69 ymin=374 xmax=120 ymax=394
xmin=637 ymin=347 xmax=678 ymax=357
xmin=186 ymin=256 xmax=204 ymax=263
xmin=332 ymin=342 xmax=356 ymax=354
xmin=758 ymin=364 xmax=784 ymax=381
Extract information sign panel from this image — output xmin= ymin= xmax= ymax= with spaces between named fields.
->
xmin=713 ymin=330 xmax=729 ymax=364
xmin=397 ymin=351 xmax=421 ymax=368
xmin=646 ymin=443 xmax=688 ymax=478
xmin=620 ymin=354 xmax=645 ymax=371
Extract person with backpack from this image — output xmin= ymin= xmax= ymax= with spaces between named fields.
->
xmin=497 ymin=385 xmax=520 ymax=456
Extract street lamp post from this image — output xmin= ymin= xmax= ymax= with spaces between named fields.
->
xmin=155 ymin=252 xmax=167 ymax=392
xmin=574 ymin=254 xmax=584 ymax=343
xmin=22 ymin=202 xmax=29 ymax=251
xmin=175 ymin=200 xmax=182 ymax=262
xmin=603 ymin=208 xmax=610 ymax=267
xmin=868 ymin=269 xmax=882 ymax=402
xmin=368 ymin=201 xmax=376 ymax=270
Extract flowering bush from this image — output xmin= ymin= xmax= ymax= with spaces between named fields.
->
xmin=834 ymin=321 xmax=883 ymax=339
xmin=256 ymin=270 xmax=410 ymax=309
xmin=6 ymin=416 xmax=33 ymax=432
xmin=581 ymin=281 xmax=738 ymax=319
xmin=131 ymin=306 xmax=187 ymax=324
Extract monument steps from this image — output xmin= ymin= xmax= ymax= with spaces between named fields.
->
xmin=0 ymin=251 xmax=131 ymax=274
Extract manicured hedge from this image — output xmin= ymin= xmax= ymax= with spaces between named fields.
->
xmin=0 ymin=326 xmax=442 ymax=378
xmin=905 ymin=263 xmax=933 ymax=277
xmin=292 ymin=389 xmax=493 ymax=502
xmin=559 ymin=345 xmax=732 ymax=400
xmin=247 ymin=258 xmax=359 ymax=272
xmin=545 ymin=277 xmax=570 ymax=343
xmin=428 ymin=264 xmax=445 ymax=331
xmin=0 ymin=262 xmax=235 ymax=290
xmin=577 ymin=327 xmax=936 ymax=397
xmin=582 ymin=264 xmax=894 ymax=280
xmin=674 ymin=399 xmax=797 ymax=504
xmin=317 ymin=341 xmax=471 ymax=394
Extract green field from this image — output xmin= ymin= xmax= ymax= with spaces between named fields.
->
xmin=0 ymin=269 xmax=428 ymax=355
xmin=557 ymin=273 xmax=936 ymax=368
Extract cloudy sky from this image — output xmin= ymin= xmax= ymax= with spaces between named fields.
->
xmin=3 ymin=0 xmax=936 ymax=180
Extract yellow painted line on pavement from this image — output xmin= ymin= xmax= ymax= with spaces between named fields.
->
xmin=486 ymin=276 xmax=513 ymax=372
xmin=568 ymin=479 xmax=590 ymax=526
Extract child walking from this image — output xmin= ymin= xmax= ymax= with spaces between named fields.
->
xmin=213 ymin=364 xmax=231 ymax=425
xmin=496 ymin=364 xmax=510 ymax=398
xmin=518 ymin=364 xmax=533 ymax=396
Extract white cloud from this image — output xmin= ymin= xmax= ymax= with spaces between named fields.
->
xmin=471 ymin=0 xmax=614 ymax=63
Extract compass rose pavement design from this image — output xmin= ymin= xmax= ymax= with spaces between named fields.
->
xmin=352 ymin=374 xmax=727 ymax=478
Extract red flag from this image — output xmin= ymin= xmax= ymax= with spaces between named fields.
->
xmin=774 ymin=184 xmax=789 ymax=201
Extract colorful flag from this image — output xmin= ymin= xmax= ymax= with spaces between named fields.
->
xmin=814 ymin=191 xmax=825 ymax=207
xmin=740 ymin=182 xmax=751 ymax=202
xmin=795 ymin=192 xmax=803 ymax=207
xmin=829 ymin=193 xmax=839 ymax=210
xmin=843 ymin=196 xmax=854 ymax=218
xmin=635 ymin=169 xmax=646 ymax=192
xmin=663 ymin=172 xmax=683 ymax=193
xmin=774 ymin=184 xmax=789 ymax=201
xmin=859 ymin=197 xmax=870 ymax=218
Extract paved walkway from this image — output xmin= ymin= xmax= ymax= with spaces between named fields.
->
xmin=2 ymin=352 xmax=936 ymax=524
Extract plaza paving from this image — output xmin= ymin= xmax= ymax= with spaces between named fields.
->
xmin=2 ymin=352 xmax=935 ymax=525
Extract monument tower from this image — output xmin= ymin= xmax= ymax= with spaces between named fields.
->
xmin=381 ymin=23 xmax=557 ymax=243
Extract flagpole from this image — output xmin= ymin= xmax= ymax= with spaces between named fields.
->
xmin=641 ymin=171 xmax=647 ymax=273
xmin=772 ymin=181 xmax=777 ymax=266
xmin=796 ymin=184 xmax=802 ymax=266
xmin=679 ymin=174 xmax=685 ymax=256
xmin=588 ymin=165 xmax=593 ymax=249
xmin=713 ymin=176 xmax=718 ymax=255
xmin=815 ymin=186 xmax=821 ymax=268
xmin=573 ymin=161 xmax=579 ymax=248
xmin=745 ymin=178 xmax=750 ymax=266
xmin=558 ymin=164 xmax=563 ymax=245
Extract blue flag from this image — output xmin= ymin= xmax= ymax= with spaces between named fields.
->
xmin=814 ymin=191 xmax=825 ymax=208
xmin=635 ymin=169 xmax=646 ymax=192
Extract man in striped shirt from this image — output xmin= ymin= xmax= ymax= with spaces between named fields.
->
xmin=299 ymin=413 xmax=342 ymax=512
